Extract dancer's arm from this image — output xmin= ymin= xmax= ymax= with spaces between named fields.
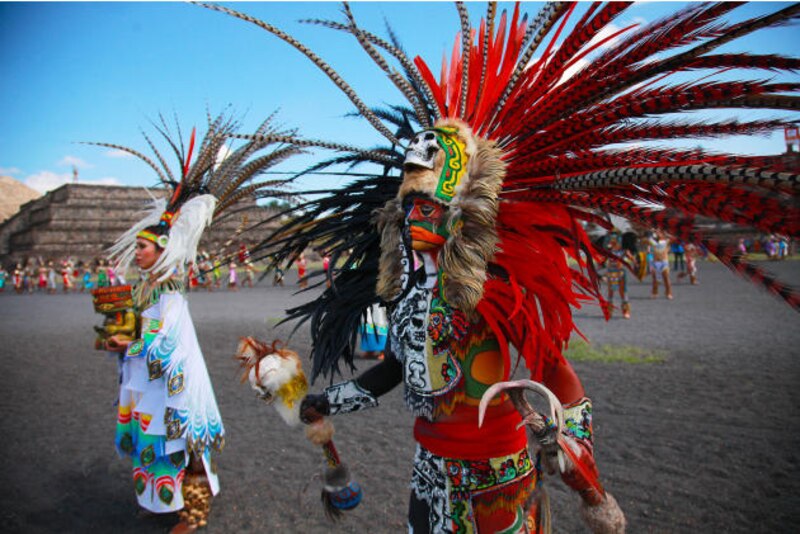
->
xmin=300 ymin=346 xmax=402 ymax=422
xmin=539 ymin=358 xmax=604 ymax=505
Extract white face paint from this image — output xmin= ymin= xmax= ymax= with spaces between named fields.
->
xmin=404 ymin=130 xmax=439 ymax=169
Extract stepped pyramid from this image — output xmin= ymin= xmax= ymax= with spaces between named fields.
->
xmin=0 ymin=176 xmax=41 ymax=223
xmin=0 ymin=183 xmax=281 ymax=263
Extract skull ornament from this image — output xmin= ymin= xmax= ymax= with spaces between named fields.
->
xmin=404 ymin=130 xmax=439 ymax=169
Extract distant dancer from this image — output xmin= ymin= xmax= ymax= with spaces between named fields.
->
xmin=604 ymin=233 xmax=632 ymax=319
xmin=82 ymin=266 xmax=94 ymax=292
xmin=737 ymin=238 xmax=748 ymax=259
xmin=243 ymin=261 xmax=255 ymax=288
xmin=322 ymin=252 xmax=331 ymax=288
xmin=97 ymin=260 xmax=110 ymax=288
xmin=680 ymin=242 xmax=700 ymax=285
xmin=228 ymin=261 xmax=238 ymax=291
xmin=62 ymin=261 xmax=74 ymax=292
xmin=671 ymin=241 xmax=685 ymax=273
xmin=24 ymin=264 xmax=35 ymax=293
xmin=212 ymin=256 xmax=222 ymax=289
xmin=649 ymin=231 xmax=673 ymax=299
xmin=13 ymin=264 xmax=23 ymax=294
xmin=0 ymin=266 xmax=7 ymax=293
xmin=47 ymin=261 xmax=58 ymax=294
xmin=272 ymin=266 xmax=284 ymax=287
xmin=38 ymin=264 xmax=47 ymax=292
xmin=296 ymin=253 xmax=307 ymax=289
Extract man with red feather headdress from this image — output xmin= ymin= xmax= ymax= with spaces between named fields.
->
xmin=198 ymin=1 xmax=800 ymax=532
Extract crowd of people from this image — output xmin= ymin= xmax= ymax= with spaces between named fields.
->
xmin=0 ymin=245 xmax=341 ymax=296
xmin=595 ymin=229 xmax=783 ymax=320
xmin=0 ymin=257 xmax=126 ymax=295
xmin=1 ymin=234 xmax=791 ymax=300
xmin=737 ymin=235 xmax=793 ymax=261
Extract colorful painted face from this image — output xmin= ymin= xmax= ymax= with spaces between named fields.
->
xmin=134 ymin=237 xmax=161 ymax=270
xmin=405 ymin=196 xmax=449 ymax=251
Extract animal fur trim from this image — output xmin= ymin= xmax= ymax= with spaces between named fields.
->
xmin=580 ymin=491 xmax=626 ymax=534
xmin=440 ymin=136 xmax=505 ymax=314
xmin=305 ymin=419 xmax=335 ymax=446
xmin=375 ymin=198 xmax=407 ymax=302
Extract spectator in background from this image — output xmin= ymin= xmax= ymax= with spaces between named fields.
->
xmin=272 ymin=265 xmax=285 ymax=287
xmin=46 ymin=261 xmax=58 ymax=294
xmin=296 ymin=253 xmax=307 ymax=289
xmin=764 ymin=235 xmax=776 ymax=260
xmin=243 ymin=260 xmax=255 ymax=288
xmin=37 ymin=262 xmax=47 ymax=292
xmin=322 ymin=251 xmax=331 ymax=288
xmin=212 ymin=255 xmax=222 ymax=289
xmin=82 ymin=264 xmax=94 ymax=293
xmin=228 ymin=261 xmax=238 ymax=291
xmin=25 ymin=262 xmax=35 ymax=294
xmin=603 ymin=232 xmax=632 ymax=319
xmin=679 ymin=242 xmax=700 ymax=285
xmin=13 ymin=263 xmax=24 ymax=294
xmin=778 ymin=237 xmax=788 ymax=260
xmin=96 ymin=259 xmax=110 ymax=288
xmin=737 ymin=238 xmax=748 ymax=258
xmin=671 ymin=241 xmax=685 ymax=273
xmin=0 ymin=265 xmax=7 ymax=293
xmin=61 ymin=260 xmax=75 ymax=292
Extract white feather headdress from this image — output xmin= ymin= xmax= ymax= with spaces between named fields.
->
xmin=107 ymin=194 xmax=217 ymax=282
xmin=86 ymin=111 xmax=304 ymax=281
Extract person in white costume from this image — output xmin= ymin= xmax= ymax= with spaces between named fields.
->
xmin=107 ymin=233 xmax=224 ymax=525
xmin=91 ymin=111 xmax=302 ymax=533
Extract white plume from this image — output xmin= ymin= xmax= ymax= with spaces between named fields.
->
xmin=108 ymin=193 xmax=217 ymax=282
xmin=108 ymin=195 xmax=166 ymax=273
xmin=150 ymin=194 xmax=218 ymax=282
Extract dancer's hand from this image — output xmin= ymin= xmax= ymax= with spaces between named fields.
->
xmin=105 ymin=335 xmax=131 ymax=352
xmin=300 ymin=393 xmax=330 ymax=424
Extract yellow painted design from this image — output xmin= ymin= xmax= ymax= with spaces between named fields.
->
xmin=276 ymin=372 xmax=309 ymax=409
xmin=434 ymin=127 xmax=468 ymax=203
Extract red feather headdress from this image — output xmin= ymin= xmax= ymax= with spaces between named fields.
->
xmin=198 ymin=1 xmax=800 ymax=380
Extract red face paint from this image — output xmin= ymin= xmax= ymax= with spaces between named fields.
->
xmin=406 ymin=197 xmax=448 ymax=251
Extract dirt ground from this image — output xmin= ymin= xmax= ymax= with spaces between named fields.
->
xmin=0 ymin=260 xmax=798 ymax=533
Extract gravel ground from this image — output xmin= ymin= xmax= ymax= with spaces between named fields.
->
xmin=0 ymin=260 xmax=798 ymax=533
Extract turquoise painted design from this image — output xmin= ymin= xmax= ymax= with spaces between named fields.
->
xmin=563 ymin=398 xmax=593 ymax=442
xmin=145 ymin=319 xmax=177 ymax=381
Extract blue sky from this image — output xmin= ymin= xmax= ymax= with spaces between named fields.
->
xmin=1 ymin=2 xmax=798 ymax=194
